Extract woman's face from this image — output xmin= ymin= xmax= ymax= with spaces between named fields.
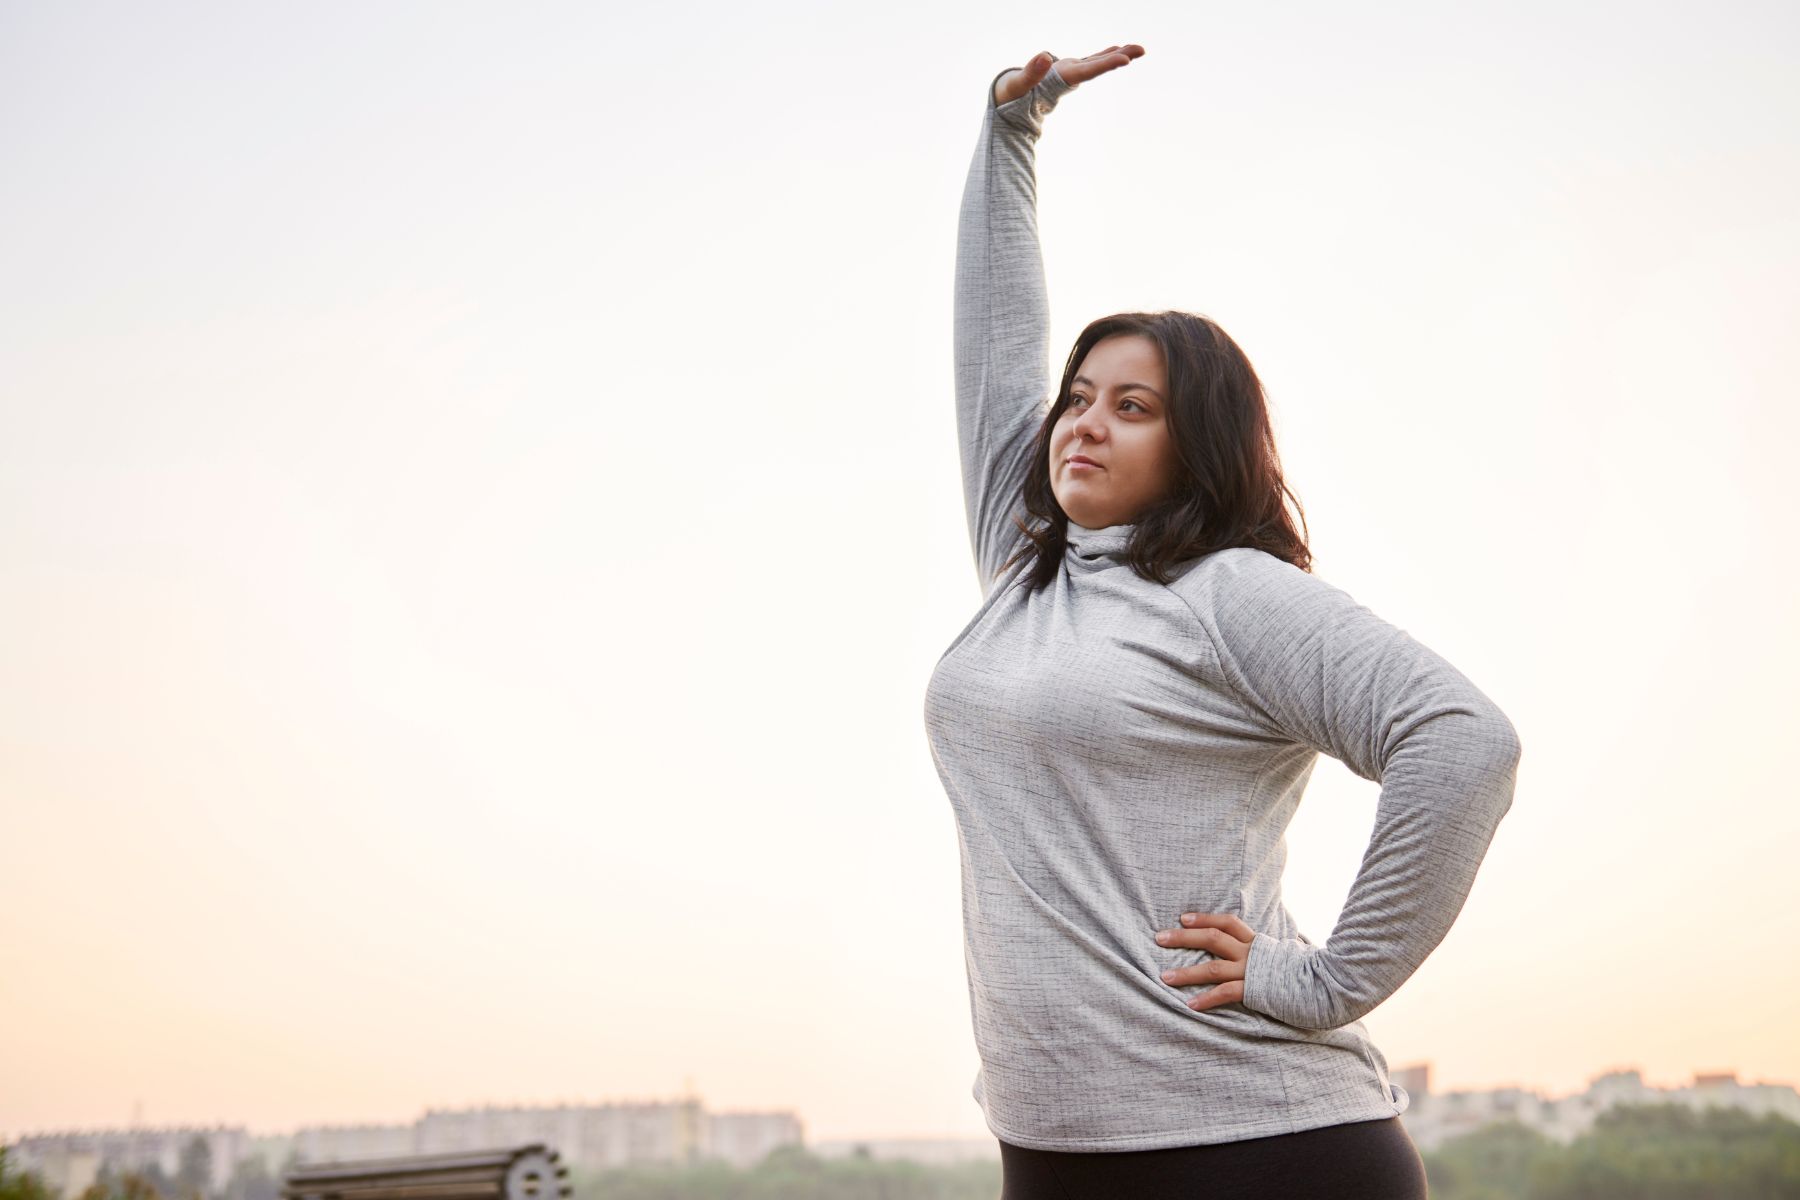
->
xmin=1049 ymin=334 xmax=1180 ymax=528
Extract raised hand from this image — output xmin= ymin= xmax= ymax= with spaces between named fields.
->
xmin=992 ymin=44 xmax=1146 ymax=106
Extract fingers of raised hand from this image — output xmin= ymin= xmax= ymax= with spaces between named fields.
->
xmin=1077 ymin=43 xmax=1146 ymax=64
xmin=1056 ymin=43 xmax=1146 ymax=86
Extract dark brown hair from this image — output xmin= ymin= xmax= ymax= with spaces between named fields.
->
xmin=1000 ymin=310 xmax=1312 ymax=591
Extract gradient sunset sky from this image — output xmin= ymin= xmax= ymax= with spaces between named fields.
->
xmin=3 ymin=0 xmax=1797 ymax=1147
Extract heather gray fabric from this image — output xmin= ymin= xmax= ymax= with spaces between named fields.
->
xmin=921 ymin=64 xmax=1523 ymax=1153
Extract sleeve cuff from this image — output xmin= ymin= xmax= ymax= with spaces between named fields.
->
xmin=1243 ymin=931 xmax=1330 ymax=1030
xmin=987 ymin=63 xmax=1075 ymax=134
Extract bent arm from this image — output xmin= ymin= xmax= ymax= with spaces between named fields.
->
xmin=1189 ymin=550 xmax=1523 ymax=1031
xmin=952 ymin=65 xmax=1074 ymax=591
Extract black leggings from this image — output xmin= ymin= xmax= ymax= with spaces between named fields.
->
xmin=999 ymin=1116 xmax=1427 ymax=1199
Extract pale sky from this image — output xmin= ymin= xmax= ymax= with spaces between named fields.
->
xmin=3 ymin=0 xmax=1797 ymax=1148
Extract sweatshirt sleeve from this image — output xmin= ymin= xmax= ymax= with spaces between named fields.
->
xmin=951 ymin=64 xmax=1075 ymax=591
xmin=1188 ymin=549 xmax=1523 ymax=1032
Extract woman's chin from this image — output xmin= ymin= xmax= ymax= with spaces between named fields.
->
xmin=1056 ymin=495 xmax=1107 ymax=527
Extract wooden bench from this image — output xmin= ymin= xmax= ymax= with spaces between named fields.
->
xmin=282 ymin=1145 xmax=571 ymax=1200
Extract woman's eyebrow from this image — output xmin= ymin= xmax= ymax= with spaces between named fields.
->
xmin=1073 ymin=375 xmax=1165 ymax=400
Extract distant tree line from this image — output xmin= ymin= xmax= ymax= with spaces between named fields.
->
xmin=6 ymin=1103 xmax=1798 ymax=1200
xmin=1424 ymin=1102 xmax=1800 ymax=1200
xmin=0 ymin=1141 xmax=284 ymax=1200
xmin=0 ymin=1148 xmax=55 ymax=1200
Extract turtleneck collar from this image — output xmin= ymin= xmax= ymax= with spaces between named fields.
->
xmin=1065 ymin=520 xmax=1136 ymax=566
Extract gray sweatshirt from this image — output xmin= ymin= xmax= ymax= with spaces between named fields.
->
xmin=921 ymin=64 xmax=1523 ymax=1152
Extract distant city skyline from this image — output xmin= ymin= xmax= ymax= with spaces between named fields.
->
xmin=9 ymin=1061 xmax=1796 ymax=1192
xmin=8 ymin=1060 xmax=1794 ymax=1141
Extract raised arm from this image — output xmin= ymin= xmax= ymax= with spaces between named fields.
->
xmin=951 ymin=47 xmax=1142 ymax=592
xmin=951 ymin=64 xmax=1070 ymax=590
xmin=1183 ymin=549 xmax=1524 ymax=1032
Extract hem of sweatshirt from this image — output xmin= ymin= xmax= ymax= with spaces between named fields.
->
xmin=981 ymin=1084 xmax=1410 ymax=1153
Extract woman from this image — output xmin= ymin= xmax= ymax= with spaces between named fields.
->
xmin=921 ymin=45 xmax=1523 ymax=1199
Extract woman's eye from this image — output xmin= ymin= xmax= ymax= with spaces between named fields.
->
xmin=1069 ymin=395 xmax=1146 ymax=413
